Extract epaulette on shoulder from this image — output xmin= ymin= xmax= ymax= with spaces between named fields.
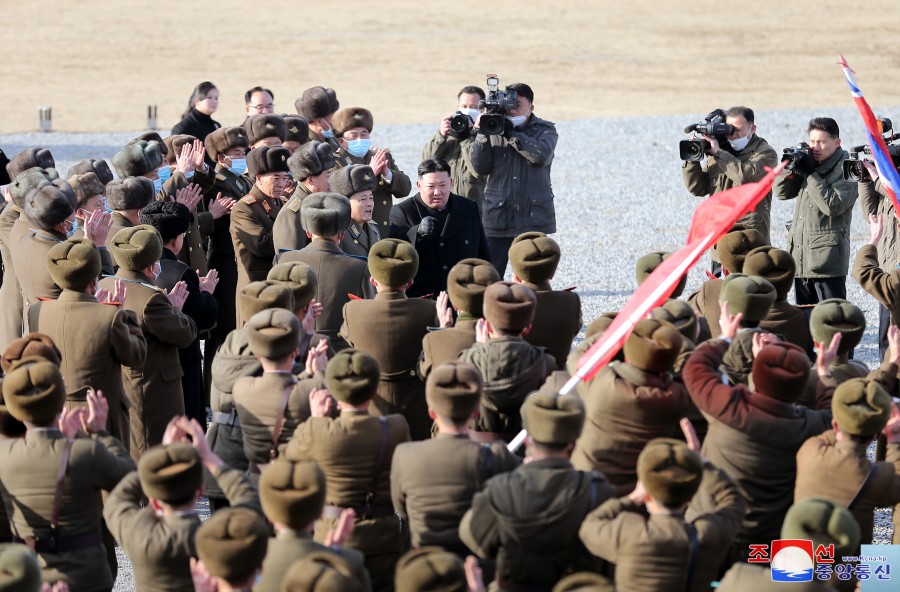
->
xmin=562 ymin=286 xmax=577 ymax=292
xmin=99 ymin=301 xmax=123 ymax=306
xmin=287 ymin=199 xmax=302 ymax=212
xmin=241 ymin=195 xmax=258 ymax=205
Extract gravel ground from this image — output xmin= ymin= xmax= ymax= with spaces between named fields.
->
xmin=2 ymin=105 xmax=898 ymax=589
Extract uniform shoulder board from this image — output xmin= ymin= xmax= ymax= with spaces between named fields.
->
xmin=418 ymin=293 xmax=435 ymax=299
xmin=141 ymin=282 xmax=165 ymax=293
xmin=287 ymin=199 xmax=302 ymax=212
xmin=241 ymin=195 xmax=258 ymax=205
xmin=347 ymin=293 xmax=363 ymax=301
xmin=562 ymin=286 xmax=577 ymax=292
xmin=36 ymin=296 xmax=53 ymax=302
xmin=99 ymin=301 xmax=123 ymax=307
xmin=426 ymin=326 xmax=445 ymax=332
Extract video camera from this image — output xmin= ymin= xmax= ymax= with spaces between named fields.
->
xmin=781 ymin=143 xmax=813 ymax=172
xmin=477 ymin=74 xmax=519 ymax=136
xmin=842 ymin=118 xmax=900 ymax=181
xmin=679 ymin=109 xmax=736 ymax=162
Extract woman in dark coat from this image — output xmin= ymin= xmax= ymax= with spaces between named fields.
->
xmin=171 ymin=81 xmax=221 ymax=141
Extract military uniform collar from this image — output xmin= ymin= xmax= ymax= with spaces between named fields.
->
xmin=25 ymin=428 xmax=63 ymax=442
xmin=111 ymin=211 xmax=135 ymax=228
xmin=520 ymin=280 xmax=552 ymax=292
xmin=30 ymin=227 xmax=66 ymax=242
xmin=116 ymin=269 xmax=152 ymax=284
xmin=275 ymin=528 xmax=313 ymax=541
xmin=375 ymin=290 xmax=407 ymax=301
xmin=453 ymin=316 xmax=478 ymax=332
xmin=521 ymin=457 xmax=573 ymax=470
xmin=436 ymin=432 xmax=471 ymax=440
xmin=340 ymin=409 xmax=369 ymax=416
xmin=308 ymin=238 xmax=343 ymax=254
xmin=250 ymin=184 xmax=273 ymax=202
xmin=58 ymin=289 xmax=98 ymax=303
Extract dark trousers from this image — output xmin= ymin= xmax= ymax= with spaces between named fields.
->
xmin=794 ymin=276 xmax=846 ymax=306
xmin=487 ymin=236 xmax=515 ymax=276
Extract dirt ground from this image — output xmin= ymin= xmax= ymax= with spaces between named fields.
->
xmin=3 ymin=0 xmax=900 ymax=132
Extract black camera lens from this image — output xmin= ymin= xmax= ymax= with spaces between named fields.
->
xmin=679 ymin=139 xmax=708 ymax=162
xmin=479 ymin=113 xmax=506 ymax=136
xmin=450 ymin=112 xmax=471 ymax=134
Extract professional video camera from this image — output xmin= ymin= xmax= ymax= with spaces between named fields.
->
xmin=842 ymin=118 xmax=900 ymax=181
xmin=679 ymin=109 xmax=736 ymax=162
xmin=477 ymin=74 xmax=519 ymax=136
xmin=781 ymin=142 xmax=813 ymax=172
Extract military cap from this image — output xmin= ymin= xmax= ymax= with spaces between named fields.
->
xmin=0 ymin=544 xmax=42 ymax=592
xmin=67 ymin=158 xmax=114 ymax=185
xmin=719 ymin=274 xmax=776 ymax=323
xmin=139 ymin=200 xmax=192 ymax=243
xmin=395 ymin=547 xmax=467 ymax=592
xmin=106 ymin=176 xmax=155 ymax=211
xmin=634 ymin=250 xmax=687 ymax=298
xmin=1 ymin=333 xmax=61 ymax=373
xmin=112 ymin=140 xmax=164 ymax=178
xmin=584 ymin=312 xmax=618 ymax=340
xmin=281 ymin=552 xmax=361 ymax=592
xmin=8 ymin=167 xmax=60 ymax=208
xmin=247 ymin=145 xmax=291 ymax=179
xmin=46 ymin=238 xmax=102 ymax=291
xmin=67 ymin=172 xmax=106 ymax=208
xmin=22 ymin=177 xmax=76 ymax=230
xmin=751 ymin=342 xmax=810 ymax=402
xmin=205 ymin=126 xmax=250 ymax=162
xmin=2 ymin=358 xmax=66 ymax=425
xmin=509 ymin=231 xmax=561 ymax=285
xmin=332 ymin=107 xmax=373 ymax=137
xmin=522 ymin=391 xmax=585 ymax=445
xmin=716 ymin=229 xmax=767 ymax=274
xmin=446 ymin=258 xmax=500 ymax=317
xmin=268 ymin=261 xmax=318 ymax=311
xmin=6 ymin=147 xmax=55 ymax=182
xmin=138 ymin=443 xmax=202 ymax=503
xmin=650 ymin=300 xmax=698 ymax=343
xmin=109 ymin=225 xmax=162 ymax=272
xmin=553 ymin=572 xmax=615 ymax=592
xmin=300 ymin=192 xmax=351 ymax=238
xmin=162 ymin=134 xmax=197 ymax=164
xmin=238 ymin=281 xmax=294 ymax=326
xmin=368 ymin=238 xmax=419 ymax=287
xmin=284 ymin=115 xmax=310 ymax=145
xmin=483 ymin=282 xmax=537 ymax=333
xmin=425 ymin=362 xmax=483 ymax=423
xmin=832 ymin=378 xmax=891 ymax=437
xmin=809 ymin=298 xmax=865 ymax=355
xmin=244 ymin=113 xmax=287 ymax=146
xmin=259 ymin=459 xmax=327 ymax=530
xmin=623 ymin=318 xmax=682 ymax=374
xmin=329 ymin=164 xmax=377 ymax=198
xmin=741 ymin=246 xmax=796 ymax=300
xmin=571 ymin=312 xmax=624 ymax=373
xmin=288 ymin=141 xmax=336 ymax=181
xmin=637 ymin=438 xmax=703 ymax=507
xmin=246 ymin=308 xmax=301 ymax=360
xmin=195 ymin=507 xmax=269 ymax=584
xmin=325 ymin=349 xmax=380 ymax=405
xmin=296 ymin=86 xmax=341 ymax=121
xmin=133 ymin=132 xmax=168 ymax=156
xmin=782 ymin=497 xmax=860 ymax=556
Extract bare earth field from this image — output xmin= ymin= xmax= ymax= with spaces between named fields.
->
xmin=3 ymin=0 xmax=900 ymax=132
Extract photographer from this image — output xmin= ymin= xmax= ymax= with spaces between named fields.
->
xmin=471 ymin=82 xmax=558 ymax=274
xmin=774 ymin=117 xmax=858 ymax=304
xmin=422 ymin=86 xmax=486 ymax=211
xmin=682 ymin=107 xmax=779 ymax=270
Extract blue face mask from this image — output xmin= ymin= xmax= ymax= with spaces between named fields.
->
xmin=228 ymin=158 xmax=247 ymax=176
xmin=320 ymin=119 xmax=335 ymax=139
xmin=157 ymin=166 xmax=171 ymax=183
xmin=184 ymin=170 xmax=194 ymax=180
xmin=346 ymin=138 xmax=371 ymax=158
xmin=152 ymin=178 xmax=164 ymax=193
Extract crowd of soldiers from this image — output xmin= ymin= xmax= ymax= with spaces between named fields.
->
xmin=0 ymin=86 xmax=897 ymax=592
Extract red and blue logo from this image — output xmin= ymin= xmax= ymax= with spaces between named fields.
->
xmin=771 ymin=539 xmax=815 ymax=582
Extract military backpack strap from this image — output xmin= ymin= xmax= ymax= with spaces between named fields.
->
xmin=268 ymin=384 xmax=295 ymax=461
xmin=51 ymin=438 xmax=75 ymax=535
xmin=683 ymin=523 xmax=699 ymax=592
xmin=362 ymin=417 xmax=390 ymax=519
xmin=848 ymin=463 xmax=877 ymax=510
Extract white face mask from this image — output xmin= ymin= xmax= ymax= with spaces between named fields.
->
xmin=729 ymin=132 xmax=752 ymax=152
xmin=459 ymin=108 xmax=480 ymax=123
xmin=506 ymin=115 xmax=527 ymax=128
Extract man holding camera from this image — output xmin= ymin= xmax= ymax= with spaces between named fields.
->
xmin=471 ymin=82 xmax=558 ymax=274
xmin=682 ymin=107 xmax=779 ymax=262
xmin=774 ymin=117 xmax=858 ymax=304
xmin=422 ymin=86 xmax=486 ymax=211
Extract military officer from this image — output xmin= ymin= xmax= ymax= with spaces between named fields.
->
xmin=332 ymin=164 xmax=380 ymax=257
xmin=28 ymin=238 xmax=146 ymax=446
xmin=194 ymin=507 xmax=270 ymax=591
xmin=806 ymin=299 xmax=869 ymax=389
xmin=296 ymin=86 xmax=341 ymax=151
xmin=459 ymin=392 xmax=615 ymax=589
xmin=244 ymin=113 xmax=287 ymax=150
xmin=274 ymin=141 xmax=336 ymax=253
xmin=283 ymin=115 xmax=309 ymax=155
xmin=716 ymin=274 xmax=777 ymax=387
xmin=509 ymin=232 xmax=582 ymax=370
xmin=99 ymin=226 xmax=197 ymax=459
xmin=332 ymin=107 xmax=412 ymax=231
xmin=67 ymin=158 xmax=114 ymax=185
xmin=230 ymin=145 xmax=291 ymax=325
xmin=285 ymin=349 xmax=410 ymax=592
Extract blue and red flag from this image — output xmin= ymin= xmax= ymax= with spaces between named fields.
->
xmin=839 ymin=54 xmax=900 ymax=217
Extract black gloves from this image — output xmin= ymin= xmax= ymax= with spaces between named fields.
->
xmin=417 ymin=216 xmax=437 ymax=238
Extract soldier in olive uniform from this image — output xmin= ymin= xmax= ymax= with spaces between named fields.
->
xmin=332 ymin=107 xmax=412 ymax=231
xmin=0 ymin=363 xmax=134 ymax=592
xmin=459 ymin=392 xmax=615 ymax=590
xmin=296 ymin=86 xmax=342 ymax=151
xmin=509 ymin=232 xmax=582 ymax=370
xmin=277 ymin=192 xmax=374 ymax=351
xmin=99 ymin=226 xmax=197 ymax=459
xmin=341 ymin=238 xmax=437 ymax=439
xmin=281 ymin=552 xmax=363 ymax=591
xmin=104 ymin=176 xmax=156 ymax=254
xmin=66 ymin=172 xmax=116 ymax=276
xmin=256 ymin=459 xmax=371 ymax=592
xmin=194 ymin=507 xmax=270 ymax=590
xmin=391 ymin=362 xmax=520 ymax=554
xmin=285 ymin=349 xmax=410 ymax=592
xmin=395 ymin=548 xmax=470 ymax=591
xmin=283 ymin=115 xmax=309 ymax=156
xmin=802 ymin=300 xmax=870 ymax=408
xmin=580 ymin=438 xmax=746 ymax=592
xmin=275 ymin=141 xmax=336 ymax=253
xmin=244 ymin=113 xmax=287 ymax=150
xmin=231 ymin=146 xmax=291 ymax=326
xmin=104 ymin=420 xmax=260 ymax=592
xmin=28 ymin=238 xmax=147 ymax=446
xmin=716 ymin=274 xmax=777 ymax=387
xmin=332 ymin=164 xmax=380 ymax=257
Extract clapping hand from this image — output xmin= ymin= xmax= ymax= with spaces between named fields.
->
xmin=84 ymin=208 xmax=112 ymax=248
xmin=175 ymin=184 xmax=203 ymax=212
xmin=199 ymin=269 xmax=219 ymax=294
xmin=208 ymin=192 xmax=235 ymax=220
xmin=309 ymin=388 xmax=334 ymax=418
xmin=166 ymin=281 xmax=189 ymax=310
xmin=436 ymin=291 xmax=453 ymax=328
xmin=717 ymin=301 xmax=743 ymax=340
xmin=369 ymin=148 xmax=389 ymax=176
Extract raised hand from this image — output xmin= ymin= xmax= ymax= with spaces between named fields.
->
xmin=814 ymin=332 xmax=842 ymax=377
xmin=309 ymin=388 xmax=334 ymax=418
xmin=465 ymin=555 xmax=485 ymax=592
xmin=58 ymin=407 xmax=84 ymax=439
xmin=717 ymin=300 xmax=743 ymax=340
xmin=750 ymin=331 xmax=778 ymax=359
xmin=191 ymin=139 xmax=206 ymax=172
xmin=208 ymin=193 xmax=235 ymax=219
xmin=869 ymin=213 xmax=885 ymax=246
xmin=166 ymin=281 xmax=189 ymax=310
xmin=305 ymin=338 xmax=329 ymax=376
xmin=436 ymin=291 xmax=453 ymax=328
xmin=302 ymin=299 xmax=324 ymax=335
xmin=176 ymin=143 xmax=196 ymax=175
xmin=199 ymin=269 xmax=219 ymax=293
xmin=475 ymin=318 xmax=490 ymax=343
xmin=81 ymin=389 xmax=109 ymax=434
xmin=84 ymin=208 xmax=112 ymax=247
xmin=369 ymin=148 xmax=389 ymax=176
xmin=175 ymin=184 xmax=203 ymax=212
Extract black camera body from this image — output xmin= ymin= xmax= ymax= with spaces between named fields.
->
xmin=478 ymin=74 xmax=519 ymax=136
xmin=781 ymin=142 xmax=812 ymax=171
xmin=679 ymin=109 xmax=736 ymax=162
xmin=842 ymin=118 xmax=900 ymax=181
xmin=449 ymin=112 xmax=472 ymax=137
